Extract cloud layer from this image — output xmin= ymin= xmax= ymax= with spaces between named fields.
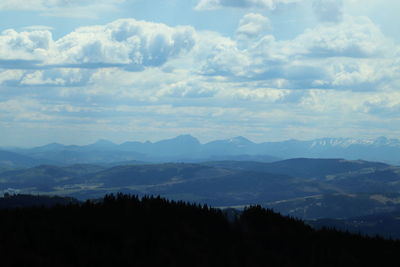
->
xmin=1 ymin=0 xmax=399 ymax=146
xmin=0 ymin=19 xmax=196 ymax=70
xmin=195 ymin=0 xmax=301 ymax=10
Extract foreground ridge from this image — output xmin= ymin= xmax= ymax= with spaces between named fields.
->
xmin=0 ymin=193 xmax=399 ymax=267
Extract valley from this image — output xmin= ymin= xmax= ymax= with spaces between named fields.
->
xmin=2 ymin=136 xmax=400 ymax=239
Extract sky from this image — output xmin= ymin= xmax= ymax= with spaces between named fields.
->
xmin=0 ymin=0 xmax=399 ymax=146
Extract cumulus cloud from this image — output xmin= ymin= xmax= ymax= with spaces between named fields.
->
xmin=0 ymin=29 xmax=54 ymax=62
xmin=200 ymin=40 xmax=251 ymax=77
xmin=237 ymin=13 xmax=272 ymax=39
xmin=0 ymin=19 xmax=196 ymax=71
xmin=0 ymin=11 xmax=397 ymax=96
xmin=56 ymin=19 xmax=195 ymax=68
xmin=195 ymin=0 xmax=301 ymax=10
xmin=199 ymin=13 xmax=397 ymax=92
xmin=0 ymin=19 xmax=197 ymax=89
xmin=294 ymin=16 xmax=393 ymax=58
xmin=3 ymin=14 xmax=392 ymax=92
xmin=313 ymin=0 xmax=344 ymax=23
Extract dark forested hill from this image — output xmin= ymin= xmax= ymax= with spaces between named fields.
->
xmin=0 ymin=194 xmax=78 ymax=209
xmin=0 ymin=194 xmax=399 ymax=267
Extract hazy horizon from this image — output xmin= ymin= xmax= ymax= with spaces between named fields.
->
xmin=1 ymin=0 xmax=399 ymax=147
xmin=2 ymin=134 xmax=398 ymax=149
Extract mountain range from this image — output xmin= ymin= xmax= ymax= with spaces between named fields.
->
xmin=1 ymin=135 xmax=400 ymax=167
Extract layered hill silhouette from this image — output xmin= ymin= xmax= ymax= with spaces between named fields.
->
xmin=2 ymin=135 xmax=400 ymax=166
xmin=2 ymin=157 xmax=400 ymax=239
xmin=0 ymin=150 xmax=48 ymax=169
xmin=1 ymin=193 xmax=399 ymax=267
xmin=1 ymin=158 xmax=399 ymax=207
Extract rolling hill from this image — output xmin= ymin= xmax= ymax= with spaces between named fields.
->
xmin=1 ymin=158 xmax=399 ymax=207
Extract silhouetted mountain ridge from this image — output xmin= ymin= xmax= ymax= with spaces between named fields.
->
xmin=3 ymin=135 xmax=400 ymax=165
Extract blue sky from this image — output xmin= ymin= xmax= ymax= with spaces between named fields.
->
xmin=0 ymin=0 xmax=399 ymax=146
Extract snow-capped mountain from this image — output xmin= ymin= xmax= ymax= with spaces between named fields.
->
xmin=309 ymin=137 xmax=400 ymax=148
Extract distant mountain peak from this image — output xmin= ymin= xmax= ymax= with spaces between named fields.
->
xmin=43 ymin=142 xmax=65 ymax=148
xmin=373 ymin=136 xmax=388 ymax=145
xmin=372 ymin=136 xmax=400 ymax=147
xmin=86 ymin=139 xmax=117 ymax=150
xmin=176 ymin=134 xmax=196 ymax=139
xmin=228 ymin=136 xmax=254 ymax=145
xmin=169 ymin=134 xmax=200 ymax=144
xmin=308 ymin=136 xmax=400 ymax=148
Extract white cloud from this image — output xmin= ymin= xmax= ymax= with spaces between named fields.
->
xmin=237 ymin=13 xmax=272 ymax=39
xmin=0 ymin=19 xmax=196 ymax=71
xmin=55 ymin=19 xmax=196 ymax=67
xmin=18 ymin=68 xmax=93 ymax=86
xmin=2 ymin=14 xmax=395 ymax=94
xmin=20 ymin=71 xmax=64 ymax=85
xmin=293 ymin=16 xmax=392 ymax=58
xmin=195 ymin=0 xmax=301 ymax=10
xmin=197 ymin=14 xmax=398 ymax=92
xmin=0 ymin=29 xmax=55 ymax=61
xmin=323 ymin=59 xmax=395 ymax=89
xmin=298 ymin=90 xmax=400 ymax=121
xmin=199 ymin=38 xmax=251 ymax=77
xmin=0 ymin=70 xmax=24 ymax=84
